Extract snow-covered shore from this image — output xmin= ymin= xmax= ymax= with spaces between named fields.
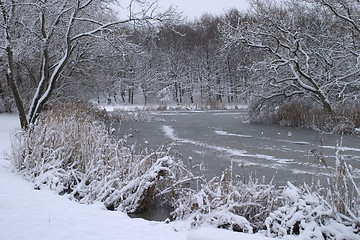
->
xmin=0 ymin=114 xmax=272 ymax=240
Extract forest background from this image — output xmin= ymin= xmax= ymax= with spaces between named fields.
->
xmin=1 ymin=0 xmax=360 ymax=133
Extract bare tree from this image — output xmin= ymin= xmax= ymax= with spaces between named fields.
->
xmin=221 ymin=0 xmax=360 ymax=115
xmin=306 ymin=0 xmax=360 ymax=104
xmin=0 ymin=0 xmax=176 ymax=130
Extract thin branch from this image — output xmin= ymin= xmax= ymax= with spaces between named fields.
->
xmin=321 ymin=0 xmax=360 ymax=33
xmin=70 ymin=18 xmax=139 ymax=42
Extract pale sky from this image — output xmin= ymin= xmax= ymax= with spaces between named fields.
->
xmin=112 ymin=0 xmax=251 ymax=21
xmin=157 ymin=0 xmax=251 ymax=19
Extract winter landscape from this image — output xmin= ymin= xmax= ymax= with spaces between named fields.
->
xmin=1 ymin=113 xmax=275 ymax=240
xmin=1 ymin=0 xmax=360 ymax=239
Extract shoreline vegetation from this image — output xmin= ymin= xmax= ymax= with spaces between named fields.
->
xmin=101 ymin=101 xmax=360 ymax=135
xmin=10 ymin=103 xmax=360 ymax=239
xmin=250 ymin=100 xmax=360 ymax=135
xmin=1 ymin=0 xmax=360 ymax=238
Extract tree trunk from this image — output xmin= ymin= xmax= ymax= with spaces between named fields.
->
xmin=1 ymin=1 xmax=28 ymax=129
xmin=128 ymin=88 xmax=134 ymax=104
xmin=0 ymin=79 xmax=11 ymax=112
xmin=5 ymin=56 xmax=28 ymax=129
xmin=4 ymin=43 xmax=27 ymax=128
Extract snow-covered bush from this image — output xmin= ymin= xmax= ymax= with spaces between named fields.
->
xmin=265 ymin=143 xmax=360 ymax=239
xmin=171 ymin=171 xmax=281 ymax=233
xmin=11 ymin=103 xmax=193 ymax=213
xmin=266 ymin=146 xmax=359 ymax=239
xmin=325 ymin=146 xmax=360 ymax=234
xmin=11 ymin=103 xmax=359 ymax=239
xmin=265 ymin=182 xmax=359 ymax=239
xmin=171 ymin=150 xmax=359 ymax=238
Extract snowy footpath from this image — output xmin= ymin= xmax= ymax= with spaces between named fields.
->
xmin=0 ymin=114 xmax=273 ymax=240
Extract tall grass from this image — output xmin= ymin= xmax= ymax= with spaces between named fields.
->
xmin=11 ymin=103 xmax=193 ymax=213
xmin=250 ymin=100 xmax=360 ymax=134
xmin=171 ymin=171 xmax=281 ymax=233
xmin=11 ymin=102 xmax=360 ymax=238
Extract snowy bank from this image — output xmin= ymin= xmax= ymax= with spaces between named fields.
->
xmin=0 ymin=114 xmax=270 ymax=240
xmin=101 ymin=103 xmax=249 ymax=112
xmin=0 ymin=114 xmax=186 ymax=240
xmin=2 ymin=112 xmax=359 ymax=240
xmin=188 ymin=227 xmax=273 ymax=240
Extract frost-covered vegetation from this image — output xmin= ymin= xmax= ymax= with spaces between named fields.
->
xmin=2 ymin=0 xmax=360 ymax=238
xmin=171 ymin=173 xmax=281 ymax=233
xmin=11 ymin=103 xmax=194 ymax=213
xmin=250 ymin=100 xmax=360 ymax=134
xmin=11 ymin=104 xmax=360 ymax=239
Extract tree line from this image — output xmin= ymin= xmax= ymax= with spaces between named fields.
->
xmin=1 ymin=0 xmax=360 ymax=132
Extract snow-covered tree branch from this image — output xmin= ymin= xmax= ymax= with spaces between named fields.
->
xmin=0 ymin=0 xmax=176 ymax=130
xmin=220 ymin=0 xmax=360 ymax=129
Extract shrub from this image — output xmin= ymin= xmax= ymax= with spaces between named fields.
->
xmin=11 ymin=103 xmax=193 ymax=213
xmin=266 ymin=146 xmax=360 ymax=239
xmin=171 ymin=170 xmax=282 ymax=233
xmin=325 ymin=144 xmax=360 ymax=231
xmin=170 ymin=149 xmax=359 ymax=238
xmin=250 ymin=99 xmax=360 ymax=134
xmin=265 ymin=182 xmax=359 ymax=239
xmin=11 ymin=102 xmax=359 ymax=239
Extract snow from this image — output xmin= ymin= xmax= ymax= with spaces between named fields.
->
xmin=162 ymin=125 xmax=294 ymax=166
xmin=282 ymin=182 xmax=299 ymax=203
xmin=214 ymin=130 xmax=251 ymax=138
xmin=163 ymin=125 xmax=177 ymax=140
xmin=322 ymin=145 xmax=360 ymax=152
xmin=0 ymin=114 xmax=272 ymax=240
xmin=187 ymin=227 xmax=274 ymax=240
xmin=100 ymin=104 xmax=249 ymax=112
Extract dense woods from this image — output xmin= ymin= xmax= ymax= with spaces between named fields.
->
xmin=1 ymin=0 xmax=360 ymax=132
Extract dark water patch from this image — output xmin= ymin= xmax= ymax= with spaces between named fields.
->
xmin=128 ymin=205 xmax=172 ymax=222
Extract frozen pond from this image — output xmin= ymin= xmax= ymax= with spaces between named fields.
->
xmin=115 ymin=110 xmax=360 ymax=186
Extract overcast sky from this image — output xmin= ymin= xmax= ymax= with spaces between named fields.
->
xmin=157 ymin=0 xmax=251 ymax=20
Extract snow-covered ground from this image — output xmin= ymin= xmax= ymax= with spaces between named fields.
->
xmin=0 ymin=114 xmax=273 ymax=240
xmin=101 ymin=103 xmax=249 ymax=112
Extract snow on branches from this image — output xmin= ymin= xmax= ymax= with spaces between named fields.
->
xmin=266 ymin=182 xmax=359 ymax=239
xmin=171 ymin=171 xmax=281 ymax=233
